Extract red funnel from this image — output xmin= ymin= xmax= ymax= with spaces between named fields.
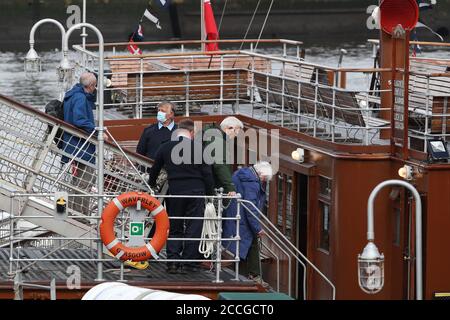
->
xmin=380 ymin=0 xmax=419 ymax=34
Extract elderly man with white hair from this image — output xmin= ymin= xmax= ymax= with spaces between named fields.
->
xmin=62 ymin=72 xmax=106 ymax=213
xmin=221 ymin=161 xmax=273 ymax=287
xmin=202 ymin=116 xmax=244 ymax=196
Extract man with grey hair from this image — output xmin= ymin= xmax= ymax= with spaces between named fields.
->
xmin=201 ymin=116 xmax=244 ymax=197
xmin=62 ymin=72 xmax=101 ymax=213
xmin=221 ymin=161 xmax=273 ymax=287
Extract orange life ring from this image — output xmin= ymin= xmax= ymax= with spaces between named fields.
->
xmin=100 ymin=192 xmax=169 ymax=262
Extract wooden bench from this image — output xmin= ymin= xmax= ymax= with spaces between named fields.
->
xmin=109 ymin=55 xmax=270 ymax=88
xmin=254 ymin=68 xmax=382 ymax=128
xmin=109 ymin=59 xmax=178 ymax=89
xmin=408 ymin=60 xmax=450 ymax=135
xmin=125 ymin=69 xmax=249 ymax=104
xmin=317 ymin=87 xmax=366 ymax=127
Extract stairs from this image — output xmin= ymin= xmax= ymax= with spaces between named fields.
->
xmin=0 ymin=94 xmax=154 ymax=249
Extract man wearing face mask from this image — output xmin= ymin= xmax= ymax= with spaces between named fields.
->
xmin=137 ymin=101 xmax=178 ymax=161
xmin=62 ymin=72 xmax=108 ymax=213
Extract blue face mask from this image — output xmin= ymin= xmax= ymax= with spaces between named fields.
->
xmin=157 ymin=111 xmax=167 ymax=123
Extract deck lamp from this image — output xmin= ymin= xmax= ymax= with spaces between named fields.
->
xmin=427 ymin=139 xmax=450 ymax=162
xmin=57 ymin=53 xmax=75 ymax=92
xmin=398 ymin=165 xmax=413 ymax=181
xmin=291 ymin=148 xmax=305 ymax=163
xmin=25 ymin=19 xmax=68 ymax=86
xmin=358 ymin=242 xmax=385 ymax=294
xmin=24 ymin=46 xmax=41 ymax=78
xmin=359 ymin=180 xmax=423 ymax=299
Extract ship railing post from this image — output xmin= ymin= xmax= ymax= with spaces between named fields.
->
xmin=365 ymin=89 xmax=370 ymax=145
xmin=281 ymin=60 xmax=286 ymax=128
xmin=298 ymin=63 xmax=302 ymax=132
xmin=424 ymin=76 xmax=430 ymax=153
xmin=119 ymin=199 xmax=127 ymax=282
xmin=185 ymin=71 xmax=190 ymax=117
xmin=50 ymin=278 xmax=56 ymax=300
xmin=139 ymin=57 xmax=144 ymax=119
xmin=314 ymin=70 xmax=319 ymax=138
xmin=235 ymin=69 xmax=240 ymax=114
xmin=266 ymin=69 xmax=270 ymax=123
xmin=220 ymin=55 xmax=224 ymax=115
xmin=8 ymin=193 xmax=14 ymax=277
xmin=14 ymin=272 xmax=23 ymax=300
xmin=251 ymin=56 xmax=256 ymax=118
xmin=214 ymin=189 xmax=224 ymax=283
xmin=332 ymin=72 xmax=337 ymax=143
xmin=234 ymin=199 xmax=241 ymax=281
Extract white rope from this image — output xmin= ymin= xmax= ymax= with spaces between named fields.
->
xmin=238 ymin=0 xmax=262 ymax=51
xmin=199 ymin=202 xmax=218 ymax=259
xmin=218 ymin=0 xmax=228 ymax=34
xmin=255 ymin=0 xmax=275 ymax=51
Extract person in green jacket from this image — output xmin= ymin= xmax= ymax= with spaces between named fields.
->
xmin=202 ymin=116 xmax=244 ymax=197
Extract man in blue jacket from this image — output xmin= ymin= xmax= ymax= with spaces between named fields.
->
xmin=62 ymin=72 xmax=103 ymax=213
xmin=222 ymin=161 xmax=273 ymax=286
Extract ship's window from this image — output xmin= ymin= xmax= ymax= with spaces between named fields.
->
xmin=274 ymin=173 xmax=295 ymax=241
xmin=319 ymin=176 xmax=332 ymax=199
xmin=319 ymin=201 xmax=330 ymax=252
xmin=393 ymin=208 xmax=401 ymax=246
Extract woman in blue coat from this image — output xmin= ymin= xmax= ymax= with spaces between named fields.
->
xmin=222 ymin=161 xmax=273 ymax=281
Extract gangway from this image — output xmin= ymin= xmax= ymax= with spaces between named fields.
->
xmin=0 ymin=94 xmax=154 ymax=249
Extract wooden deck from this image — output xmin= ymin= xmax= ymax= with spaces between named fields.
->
xmin=0 ymin=248 xmax=264 ymax=300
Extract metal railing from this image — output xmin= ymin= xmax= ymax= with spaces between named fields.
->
xmin=71 ymin=44 xmax=393 ymax=146
xmin=5 ymin=191 xmax=326 ymax=299
xmin=407 ymin=67 xmax=450 ymax=153
xmin=239 ymin=199 xmax=336 ymax=300
xmin=6 ymin=193 xmax=242 ymax=285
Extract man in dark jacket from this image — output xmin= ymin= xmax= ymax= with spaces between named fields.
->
xmin=137 ymin=101 xmax=177 ymax=161
xmin=62 ymin=72 xmax=103 ymax=213
xmin=222 ymin=161 xmax=273 ymax=285
xmin=149 ymin=119 xmax=215 ymax=274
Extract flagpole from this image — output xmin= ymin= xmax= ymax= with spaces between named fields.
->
xmin=201 ymin=0 xmax=205 ymax=52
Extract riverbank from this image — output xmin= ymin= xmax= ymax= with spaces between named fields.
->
xmin=0 ymin=0 xmax=448 ymax=51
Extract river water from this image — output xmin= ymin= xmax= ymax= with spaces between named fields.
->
xmin=0 ymin=43 xmax=448 ymax=111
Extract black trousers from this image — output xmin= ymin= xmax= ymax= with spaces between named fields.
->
xmin=165 ymin=190 xmax=205 ymax=267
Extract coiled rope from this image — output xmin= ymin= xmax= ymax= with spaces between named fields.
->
xmin=199 ymin=201 xmax=218 ymax=258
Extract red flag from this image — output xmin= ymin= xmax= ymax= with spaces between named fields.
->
xmin=204 ymin=0 xmax=219 ymax=51
xmin=127 ymin=39 xmax=142 ymax=55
